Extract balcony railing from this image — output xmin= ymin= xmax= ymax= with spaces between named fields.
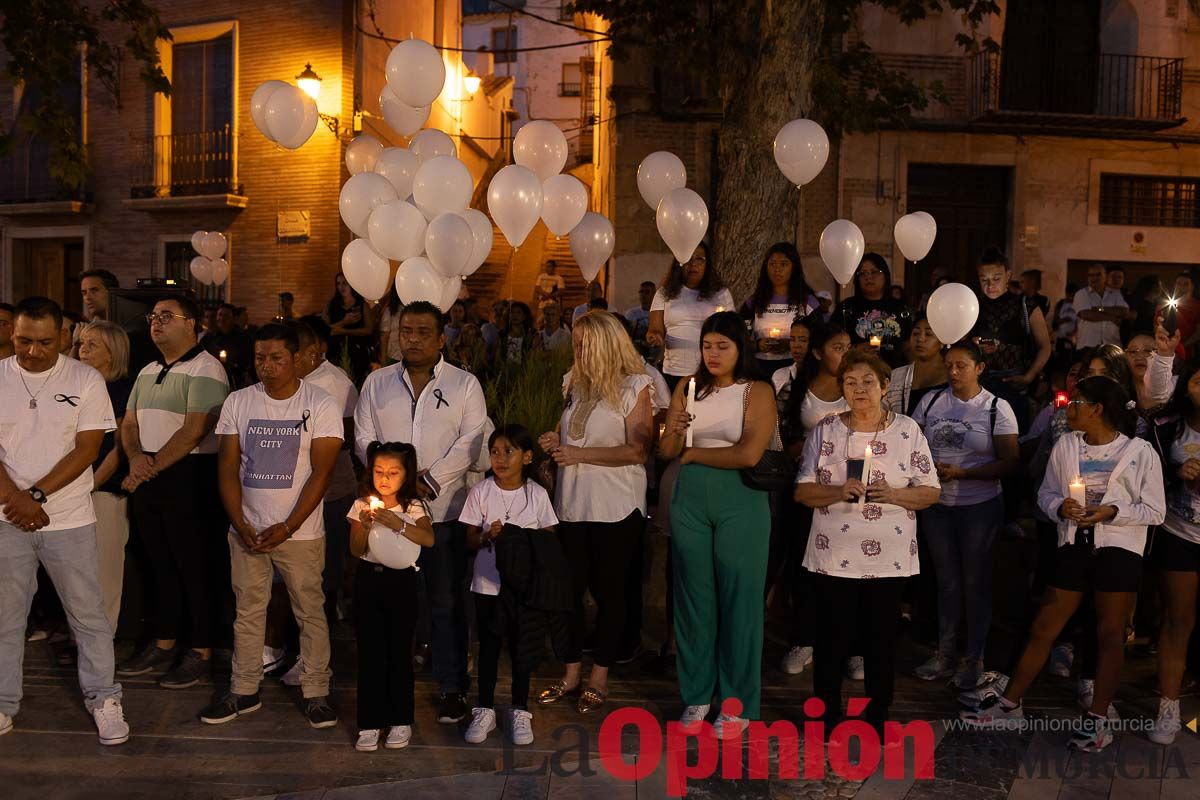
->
xmin=130 ymin=126 xmax=241 ymax=198
xmin=559 ymin=82 xmax=581 ymax=97
xmin=969 ymin=50 xmax=1183 ymax=129
xmin=0 ymin=138 xmax=89 ymax=205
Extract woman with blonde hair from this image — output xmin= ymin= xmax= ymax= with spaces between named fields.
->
xmin=537 ymin=311 xmax=654 ymax=713
xmin=76 ymin=320 xmax=133 ymax=634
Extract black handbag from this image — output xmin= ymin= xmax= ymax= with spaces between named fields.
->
xmin=738 ymin=384 xmax=795 ymax=492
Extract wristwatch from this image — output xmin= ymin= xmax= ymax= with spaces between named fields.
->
xmin=28 ymin=487 xmax=47 ymax=504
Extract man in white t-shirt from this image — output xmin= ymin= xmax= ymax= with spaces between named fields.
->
xmin=534 ymin=260 xmax=567 ymax=306
xmin=0 ymin=297 xmax=128 ymax=745
xmin=1074 ymin=263 xmax=1131 ymax=348
xmin=201 ymin=323 xmax=343 ymax=730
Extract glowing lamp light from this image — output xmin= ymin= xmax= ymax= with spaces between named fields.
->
xmin=296 ymin=63 xmax=321 ymax=101
xmin=463 ymin=70 xmax=482 ymax=97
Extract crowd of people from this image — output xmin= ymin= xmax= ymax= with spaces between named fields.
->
xmin=2 ymin=244 xmax=1199 ymax=760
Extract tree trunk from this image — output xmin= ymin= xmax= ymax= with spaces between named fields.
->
xmin=712 ymin=0 xmax=826 ymax=301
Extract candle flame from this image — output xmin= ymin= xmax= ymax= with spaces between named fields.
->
xmin=369 ymin=496 xmax=385 ymax=510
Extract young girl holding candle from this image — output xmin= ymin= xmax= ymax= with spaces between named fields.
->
xmin=460 ymin=424 xmax=558 ymax=746
xmin=346 ymin=442 xmax=435 ymax=753
xmin=962 ymin=377 xmax=1165 ymax=752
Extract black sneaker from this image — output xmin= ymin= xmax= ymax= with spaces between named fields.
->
xmin=160 ymin=650 xmax=211 ymax=689
xmin=437 ymin=693 xmax=469 ymax=724
xmin=304 ymin=696 xmax=338 ymax=729
xmin=199 ymin=692 xmax=261 ymax=725
xmin=117 ymin=643 xmax=180 ymax=676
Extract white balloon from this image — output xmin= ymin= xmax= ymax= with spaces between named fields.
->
xmin=367 ymin=200 xmax=427 ymax=261
xmin=198 ymin=231 xmax=227 ymax=259
xmin=637 ymin=151 xmax=687 ymax=210
xmin=209 ymin=258 xmax=230 ymax=287
xmin=411 ymin=155 xmax=473 ymax=219
xmin=190 ymin=231 xmax=208 ymax=252
xmin=373 ymin=147 xmax=421 ymax=199
xmin=655 ymin=187 xmax=709 ymax=265
xmin=385 ymin=39 xmax=446 ymax=108
xmin=894 ymin=211 xmax=937 ymax=262
xmin=424 ymin=213 xmax=474 ymax=279
xmin=513 ymin=120 xmax=568 ymax=183
xmin=189 ymin=256 xmax=213 ymax=286
xmin=541 ymin=174 xmax=588 ymax=237
xmin=250 ymin=81 xmax=290 ymax=142
xmin=341 ymin=239 xmax=391 ymax=301
xmin=819 ymin=219 xmax=865 ymax=286
xmin=339 ymin=172 xmax=400 ymax=238
xmin=438 ymin=277 xmax=463 ymax=313
xmin=394 ymin=256 xmax=446 ymax=305
xmin=460 ymin=208 xmax=494 ymax=275
xmin=487 ymin=164 xmax=543 ymax=248
xmin=345 ymin=134 xmax=384 ymax=175
xmin=569 ymin=212 xmax=615 ymax=283
xmin=379 ymin=85 xmax=431 ymax=137
xmin=265 ymin=85 xmax=318 ymax=149
xmin=773 ymin=118 xmax=830 ymax=187
xmin=926 ymin=283 xmax=980 ymax=345
xmin=409 ymin=128 xmax=457 ymax=161
xmin=368 ymin=521 xmax=423 ymax=570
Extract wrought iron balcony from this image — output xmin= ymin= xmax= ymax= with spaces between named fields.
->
xmin=130 ymin=126 xmax=242 ymax=199
xmin=559 ymin=82 xmax=581 ymax=97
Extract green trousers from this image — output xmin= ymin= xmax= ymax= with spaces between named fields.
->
xmin=670 ymin=463 xmax=771 ymax=719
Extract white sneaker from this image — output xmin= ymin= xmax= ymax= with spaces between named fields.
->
xmin=385 ymin=725 xmax=411 ymax=749
xmin=509 ymin=708 xmax=534 ymax=745
xmin=960 ymin=695 xmax=1025 ymax=729
xmin=355 ymin=729 xmax=380 ymax=752
xmin=464 ymin=707 xmax=497 ymax=744
xmin=1149 ymin=697 xmax=1182 ymax=745
xmin=845 ymin=656 xmax=865 ymax=681
xmin=680 ymin=704 xmax=711 ymax=726
xmin=1048 ymin=643 xmax=1074 ymax=678
xmin=262 ymin=645 xmax=286 ymax=672
xmin=781 ymin=646 xmax=813 ymax=675
xmin=280 ymin=659 xmax=303 ymax=687
xmin=92 ymin=698 xmax=130 ymax=746
xmin=713 ymin=713 xmax=748 ymax=739
xmin=958 ymin=672 xmax=1009 ymax=708
xmin=0 ymin=711 xmax=11 ymax=736
xmin=914 ymin=653 xmax=953 ymax=682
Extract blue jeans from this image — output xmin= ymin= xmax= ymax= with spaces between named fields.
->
xmin=0 ymin=521 xmax=121 ymax=716
xmin=919 ymin=496 xmax=1004 ymax=662
xmin=418 ymin=521 xmax=468 ymax=695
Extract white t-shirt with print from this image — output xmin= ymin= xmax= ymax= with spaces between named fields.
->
xmin=304 ymin=360 xmax=359 ymax=501
xmin=798 ymin=413 xmax=940 ymax=579
xmin=216 ymin=381 xmax=344 ymax=540
xmin=0 ymin=355 xmax=115 ymax=531
xmin=650 ymin=286 xmax=735 ymax=376
xmin=459 ymin=477 xmax=558 ymax=596
xmin=1164 ymin=422 xmax=1200 ymax=544
xmin=912 ymin=388 xmax=1018 ymax=506
xmin=750 ymin=298 xmax=817 ymax=362
xmin=347 ymin=496 xmax=428 ymax=568
xmin=1080 ymin=437 xmax=1126 ymax=509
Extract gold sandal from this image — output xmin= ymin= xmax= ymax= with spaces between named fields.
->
xmin=577 ymin=687 xmax=608 ymax=714
xmin=537 ymin=681 xmax=581 ymax=706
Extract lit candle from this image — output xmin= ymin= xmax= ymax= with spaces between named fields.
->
xmin=218 ymin=349 xmax=228 ymax=362
xmin=715 ymin=306 xmax=726 ymax=313
xmin=684 ymin=377 xmax=696 ymax=448
xmin=869 ymin=335 xmax=882 ymax=348
xmin=861 ymin=444 xmax=873 ymax=505
xmin=769 ymin=327 xmax=782 ymax=339
xmin=369 ymin=496 xmax=385 ymax=511
xmin=1068 ymin=477 xmax=1086 ymax=508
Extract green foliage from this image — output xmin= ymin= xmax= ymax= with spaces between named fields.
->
xmin=1 ymin=0 xmax=172 ymax=189
xmin=482 ymin=348 xmax=574 ymax=449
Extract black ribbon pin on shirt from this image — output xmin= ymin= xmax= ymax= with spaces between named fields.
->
xmin=54 ymin=394 xmax=80 ymax=407
xmin=295 ymin=409 xmax=311 ymax=431
xmin=433 ymin=389 xmax=449 ymax=409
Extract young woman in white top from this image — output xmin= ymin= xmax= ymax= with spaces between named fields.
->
xmin=346 ymin=442 xmax=435 ymax=752
xmin=964 ymin=377 xmax=1165 ymax=753
xmin=646 ymin=242 xmax=735 ymax=392
xmin=537 ymin=312 xmax=653 ymax=714
xmin=799 ymin=324 xmax=851 ymax=435
xmin=885 ymin=315 xmax=947 ymax=417
xmin=794 ymin=350 xmax=941 ymax=737
xmin=911 ymin=341 xmax=1019 ymax=690
xmin=659 ymin=311 xmax=776 ymax=738
xmin=460 ymin=424 xmax=558 ymax=747
xmin=742 ymin=242 xmax=816 ymax=372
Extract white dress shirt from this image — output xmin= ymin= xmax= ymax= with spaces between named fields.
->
xmin=354 ymin=357 xmax=487 ymax=523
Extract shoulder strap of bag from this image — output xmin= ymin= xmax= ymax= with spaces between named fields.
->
xmin=742 ymin=382 xmax=783 ymax=452
xmin=919 ymin=386 xmax=949 ymax=421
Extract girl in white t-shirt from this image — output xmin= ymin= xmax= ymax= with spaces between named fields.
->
xmin=346 ymin=442 xmax=434 ymax=753
xmin=646 ymin=242 xmax=735 ymax=387
xmin=460 ymin=424 xmax=558 ymax=747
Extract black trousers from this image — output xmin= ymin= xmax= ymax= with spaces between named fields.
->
xmin=770 ymin=496 xmax=814 ymax=648
xmin=812 ymin=573 xmax=906 ymax=726
xmin=474 ymin=592 xmax=530 ymax=709
xmin=131 ymin=455 xmax=230 ymax=648
xmin=560 ymin=511 xmax=645 ymax=666
xmin=354 ymin=561 xmax=417 ymax=728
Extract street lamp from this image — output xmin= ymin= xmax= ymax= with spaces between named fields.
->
xmin=296 ymin=63 xmax=321 ymax=101
xmin=463 ymin=69 xmax=482 ymax=97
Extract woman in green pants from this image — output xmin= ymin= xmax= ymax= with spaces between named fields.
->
xmin=659 ymin=311 xmax=777 ymax=739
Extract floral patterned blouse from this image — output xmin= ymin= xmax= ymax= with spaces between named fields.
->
xmin=797 ymin=412 xmax=939 ymax=579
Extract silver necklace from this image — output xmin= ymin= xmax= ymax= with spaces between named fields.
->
xmin=19 ymin=359 xmax=60 ymax=409
xmin=499 ymin=483 xmax=529 ymax=521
